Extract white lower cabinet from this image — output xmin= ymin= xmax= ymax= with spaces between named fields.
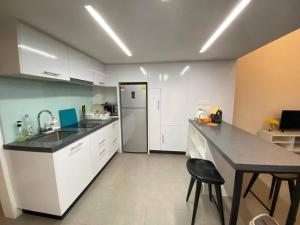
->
xmin=109 ymin=121 xmax=120 ymax=155
xmin=54 ymin=137 xmax=93 ymax=213
xmin=90 ymin=126 xmax=108 ymax=177
xmin=7 ymin=121 xmax=120 ymax=216
xmin=161 ymin=125 xmax=187 ymax=152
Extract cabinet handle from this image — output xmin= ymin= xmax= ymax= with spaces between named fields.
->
xmin=42 ymin=71 xmax=60 ymax=77
xmin=98 ymin=82 xmax=105 ymax=85
xmin=157 ymin=100 xmax=160 ymax=110
xmin=98 ymin=139 xmax=105 ymax=145
xmin=70 ymin=142 xmax=83 ymax=151
xmin=162 ymin=135 xmax=164 ymax=144
xmin=99 ymin=149 xmax=106 ymax=155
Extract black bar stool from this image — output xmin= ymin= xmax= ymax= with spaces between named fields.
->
xmin=186 ymin=158 xmax=225 ymax=225
xmin=243 ymin=173 xmax=296 ymax=216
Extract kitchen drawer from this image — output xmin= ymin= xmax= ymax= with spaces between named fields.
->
xmin=90 ymin=126 xmax=108 ymax=176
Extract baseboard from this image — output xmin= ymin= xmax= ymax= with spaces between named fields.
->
xmin=150 ymin=150 xmax=186 ymax=155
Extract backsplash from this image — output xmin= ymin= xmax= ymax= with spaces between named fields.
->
xmin=0 ymin=77 xmax=93 ymax=143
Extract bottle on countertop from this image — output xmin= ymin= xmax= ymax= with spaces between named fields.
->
xmin=16 ymin=121 xmax=25 ymax=142
xmin=23 ymin=114 xmax=33 ymax=137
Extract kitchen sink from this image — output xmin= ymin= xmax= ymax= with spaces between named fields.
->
xmin=30 ymin=131 xmax=78 ymax=143
xmin=67 ymin=120 xmax=107 ymax=128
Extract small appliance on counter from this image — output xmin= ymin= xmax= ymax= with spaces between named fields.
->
xmin=195 ymin=107 xmax=222 ymax=126
xmin=195 ymin=108 xmax=207 ymax=121
xmin=210 ymin=108 xmax=222 ymax=124
xmin=103 ymin=102 xmax=118 ymax=116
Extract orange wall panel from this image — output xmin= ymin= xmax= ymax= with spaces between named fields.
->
xmin=233 ymin=28 xmax=300 ymax=134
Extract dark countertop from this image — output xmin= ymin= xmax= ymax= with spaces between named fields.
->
xmin=3 ymin=118 xmax=119 ymax=153
xmin=190 ymin=119 xmax=300 ymax=173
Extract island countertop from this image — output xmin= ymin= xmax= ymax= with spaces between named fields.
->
xmin=3 ymin=118 xmax=119 ymax=153
xmin=189 ymin=119 xmax=300 ymax=173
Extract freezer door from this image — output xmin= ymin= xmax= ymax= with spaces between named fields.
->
xmin=121 ymin=108 xmax=147 ymax=153
xmin=120 ymin=84 xmax=147 ymax=108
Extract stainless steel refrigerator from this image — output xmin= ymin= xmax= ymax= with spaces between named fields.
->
xmin=120 ymin=83 xmax=147 ymax=153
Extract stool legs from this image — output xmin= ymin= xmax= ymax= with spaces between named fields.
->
xmin=269 ymin=176 xmax=276 ymax=199
xmin=270 ymin=179 xmax=282 ymax=216
xmin=243 ymin=173 xmax=259 ymax=198
xmin=191 ymin=181 xmax=202 ymax=225
xmin=186 ymin=177 xmax=195 ymax=202
xmin=215 ymin=185 xmax=225 ymax=225
xmin=208 ymin=184 xmax=213 ymax=202
xmin=288 ymin=180 xmax=294 ymax=203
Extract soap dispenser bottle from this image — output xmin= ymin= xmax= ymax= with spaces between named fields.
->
xmin=16 ymin=121 xmax=24 ymax=142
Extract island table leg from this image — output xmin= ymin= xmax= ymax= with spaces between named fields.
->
xmin=229 ymin=170 xmax=244 ymax=225
xmin=286 ymin=173 xmax=300 ymax=225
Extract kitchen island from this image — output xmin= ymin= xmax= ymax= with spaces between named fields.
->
xmin=188 ymin=119 xmax=300 ymax=225
xmin=3 ymin=118 xmax=120 ymax=218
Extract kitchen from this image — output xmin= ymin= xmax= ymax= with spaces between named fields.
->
xmin=0 ymin=1 xmax=300 ymax=225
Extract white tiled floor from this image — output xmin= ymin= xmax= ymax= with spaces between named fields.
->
xmin=0 ymin=153 xmax=299 ymax=225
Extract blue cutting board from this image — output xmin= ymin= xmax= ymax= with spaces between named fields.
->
xmin=59 ymin=108 xmax=78 ymax=128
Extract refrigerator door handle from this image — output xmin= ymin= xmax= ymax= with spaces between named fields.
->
xmin=162 ymin=134 xmax=164 ymax=144
xmin=157 ymin=100 xmax=160 ymax=110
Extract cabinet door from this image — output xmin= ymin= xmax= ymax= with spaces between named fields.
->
xmin=161 ymin=125 xmax=187 ymax=152
xmin=54 ymin=137 xmax=93 ymax=213
xmin=68 ymin=48 xmax=94 ymax=82
xmin=111 ymin=121 xmax=120 ymax=152
xmin=91 ymin=59 xmax=107 ymax=86
xmin=105 ymin=122 xmax=117 ymax=159
xmin=18 ymin=23 xmax=69 ymax=80
xmin=149 ymin=89 xmax=161 ymax=150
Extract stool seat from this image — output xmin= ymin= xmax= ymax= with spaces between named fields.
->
xmin=272 ymin=173 xmax=297 ymax=180
xmin=186 ymin=158 xmax=225 ymax=225
xmin=186 ymin=158 xmax=225 ymax=185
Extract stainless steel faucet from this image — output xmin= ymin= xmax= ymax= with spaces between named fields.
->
xmin=37 ymin=110 xmax=55 ymax=134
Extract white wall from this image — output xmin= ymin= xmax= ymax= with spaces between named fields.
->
xmin=105 ymin=60 xmax=236 ymax=123
xmin=93 ymin=86 xmax=118 ymax=105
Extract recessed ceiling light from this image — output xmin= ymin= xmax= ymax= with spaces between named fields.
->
xmin=18 ymin=44 xmax=57 ymax=59
xmin=140 ymin=67 xmax=147 ymax=75
xmin=85 ymin=5 xmax=132 ymax=57
xmin=200 ymin=0 xmax=251 ymax=53
xmin=180 ymin=65 xmax=190 ymax=76
xmin=161 ymin=0 xmax=171 ymax=2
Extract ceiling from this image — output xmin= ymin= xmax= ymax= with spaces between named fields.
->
xmin=0 ymin=0 xmax=299 ymax=64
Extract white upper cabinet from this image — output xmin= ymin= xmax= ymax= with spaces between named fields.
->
xmin=0 ymin=21 xmax=69 ymax=81
xmin=68 ymin=48 xmax=95 ymax=83
xmin=90 ymin=57 xmax=107 ymax=86
xmin=0 ymin=20 xmax=107 ymax=85
xmin=18 ymin=23 xmax=69 ymax=80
